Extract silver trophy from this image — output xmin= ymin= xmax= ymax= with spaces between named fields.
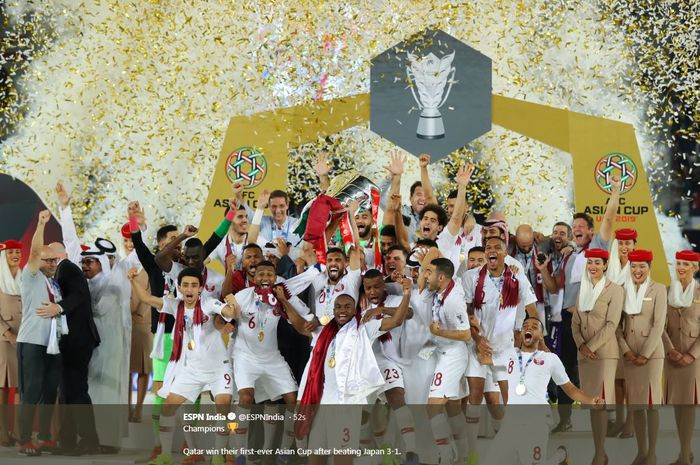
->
xmin=325 ymin=169 xmax=378 ymax=210
xmin=406 ymin=50 xmax=456 ymax=140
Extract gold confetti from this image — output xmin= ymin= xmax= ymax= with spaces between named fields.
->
xmin=0 ymin=0 xmax=694 ymax=245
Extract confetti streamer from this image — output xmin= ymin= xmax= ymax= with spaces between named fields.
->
xmin=0 ymin=0 xmax=694 ymax=264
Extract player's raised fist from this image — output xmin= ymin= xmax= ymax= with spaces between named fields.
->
xmin=38 ymin=210 xmax=51 ymax=225
xmin=183 ymin=225 xmax=198 ymax=237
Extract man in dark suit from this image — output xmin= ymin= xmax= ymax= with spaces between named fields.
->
xmin=42 ymin=242 xmax=100 ymax=455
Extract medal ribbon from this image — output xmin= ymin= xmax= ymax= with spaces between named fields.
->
xmin=254 ymin=291 xmax=270 ymax=338
xmin=322 ymin=281 xmax=339 ymax=323
xmin=184 ymin=314 xmax=194 ymax=350
xmin=328 ymin=339 xmax=336 ymax=366
xmin=226 ymin=233 xmax=249 ymax=263
xmin=487 ymin=274 xmax=504 ymax=303
xmin=517 ymin=350 xmax=539 ymax=385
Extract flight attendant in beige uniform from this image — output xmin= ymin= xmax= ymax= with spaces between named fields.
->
xmin=0 ymin=240 xmax=22 ymax=446
xmin=664 ymin=249 xmax=700 ymax=465
xmin=572 ymin=248 xmax=623 ymax=465
xmin=128 ymin=265 xmax=152 ymax=424
xmin=617 ymin=250 xmax=666 ymax=465
xmin=606 ymin=228 xmax=637 ymax=438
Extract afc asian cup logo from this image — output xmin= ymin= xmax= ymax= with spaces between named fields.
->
xmin=594 ymin=152 xmax=638 ymax=194
xmin=225 ymin=146 xmax=267 ymax=188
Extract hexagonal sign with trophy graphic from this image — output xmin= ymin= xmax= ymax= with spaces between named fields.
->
xmin=370 ymin=29 xmax=492 ymax=160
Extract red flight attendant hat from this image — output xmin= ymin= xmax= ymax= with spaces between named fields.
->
xmin=628 ymin=249 xmax=653 ymax=262
xmin=121 ymin=223 xmax=132 ymax=239
xmin=675 ymin=250 xmax=700 ymax=262
xmin=0 ymin=240 xmax=23 ymax=250
xmin=585 ymin=248 xmax=609 ymax=260
xmin=614 ymin=228 xmax=637 ymax=241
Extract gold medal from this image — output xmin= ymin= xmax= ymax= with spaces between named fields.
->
xmin=320 ymin=314 xmax=331 ymax=325
xmin=258 ymin=331 xmax=265 ymax=342
xmin=187 ymin=340 xmax=195 ymax=350
xmin=328 ymin=356 xmax=336 ymax=368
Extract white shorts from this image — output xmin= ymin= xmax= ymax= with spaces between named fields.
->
xmin=466 ymin=345 xmax=508 ymax=383
xmin=484 ymin=417 xmax=548 ymax=465
xmin=234 ymin=352 xmax=297 ymax=400
xmin=428 ymin=345 xmax=468 ymax=400
xmin=231 ymin=377 xmax=274 ymax=404
xmin=484 ymin=370 xmax=501 ymax=394
xmin=170 ymin=364 xmax=234 ymax=403
xmin=308 ymin=406 xmax=361 ymax=451
xmin=376 ymin=355 xmax=405 ymax=393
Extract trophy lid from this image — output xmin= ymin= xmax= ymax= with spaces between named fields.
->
xmin=325 ymin=169 xmax=378 ymax=211
xmin=326 ymin=169 xmax=361 ymax=198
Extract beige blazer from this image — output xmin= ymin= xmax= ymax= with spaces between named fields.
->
xmin=0 ymin=290 xmax=22 ymax=342
xmin=663 ymin=282 xmax=700 ymax=359
xmin=130 ymin=269 xmax=151 ymax=325
xmin=572 ymin=279 xmax=624 ymax=359
xmin=616 ymin=281 xmax=667 ymax=360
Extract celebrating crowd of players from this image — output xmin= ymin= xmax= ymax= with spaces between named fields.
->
xmin=0 ymin=151 xmax=699 ymax=465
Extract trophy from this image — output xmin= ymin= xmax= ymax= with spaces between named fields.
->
xmin=293 ymin=169 xmax=380 ymax=257
xmin=325 ymin=169 xmax=378 ymax=210
xmin=406 ymin=50 xmax=456 ymax=140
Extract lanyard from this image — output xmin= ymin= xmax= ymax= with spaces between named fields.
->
xmin=254 ymin=293 xmax=269 ymax=333
xmin=551 ymin=254 xmax=562 ymax=274
xmin=322 ymin=273 xmax=347 ymax=317
xmin=328 ymin=339 xmax=337 ymax=368
xmin=515 ymin=247 xmax=538 ymax=282
xmin=518 ymin=350 xmax=539 ymax=383
xmin=183 ymin=312 xmax=194 ymax=350
xmin=184 ymin=314 xmax=193 ymax=332
xmin=324 ymin=284 xmax=336 ymax=316
xmin=488 ymin=273 xmax=504 ymax=294
xmin=271 ymin=218 xmax=290 ymax=240
xmin=519 ymin=251 xmax=532 ymax=272
xmin=560 ymin=252 xmax=574 ymax=288
xmin=44 ymin=277 xmax=60 ymax=303
xmin=226 ymin=235 xmax=247 ymax=259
